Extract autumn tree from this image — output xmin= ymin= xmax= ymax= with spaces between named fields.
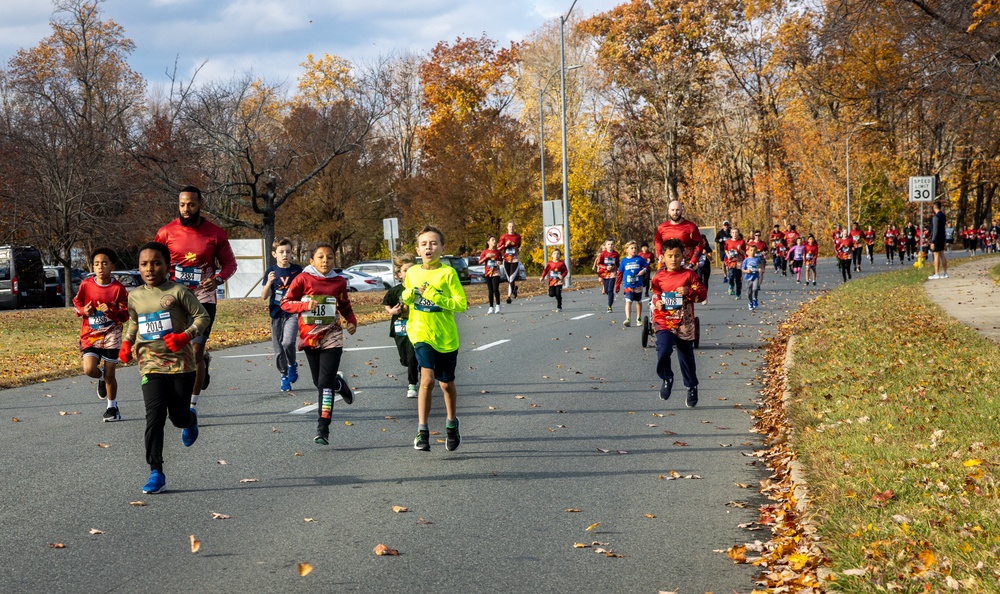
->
xmin=0 ymin=0 xmax=145 ymax=303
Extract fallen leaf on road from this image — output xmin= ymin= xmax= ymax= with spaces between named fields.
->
xmin=645 ymin=424 xmax=658 ymax=427
xmin=304 ymin=518 xmax=316 ymax=522
xmin=726 ymin=501 xmax=750 ymax=508
xmin=216 ymin=460 xmax=228 ymax=465
xmin=344 ymin=421 xmax=352 ymax=426
xmin=97 ymin=443 xmax=110 ymax=448
xmin=436 ymin=439 xmax=445 ymax=443
xmin=644 ymin=514 xmax=656 ymax=519
xmin=239 ymin=478 xmax=259 ymax=483
xmin=417 ymin=517 xmax=432 ymax=525
xmin=47 ymin=543 xmax=65 ymax=549
xmin=128 ymin=501 xmax=146 ymax=506
xmin=374 ymin=544 xmax=399 ymax=556
xmin=12 ymin=417 xmax=20 ymax=422
xmin=726 ymin=544 xmax=747 ymax=563
xmin=719 ymin=443 xmax=732 ymax=447
xmin=515 ymin=395 xmax=525 ymax=399
xmin=210 ymin=512 xmax=231 ymax=520
xmin=672 ymin=441 xmax=689 ymax=447
xmin=89 ymin=528 xmax=104 ymax=535
xmin=190 ymin=535 xmax=201 ymax=553
xmin=616 ymin=450 xmax=628 ymax=454
xmin=294 ymin=452 xmax=302 ymax=456
xmin=392 ymin=506 xmax=408 ymax=513
xmin=573 ymin=542 xmax=590 ymax=548
xmin=565 ymin=508 xmax=582 ymax=513
xmin=663 ymin=430 xmax=676 ymax=435
xmin=652 ymin=413 xmax=665 ymax=417
xmin=596 ymin=447 xmax=610 ymax=453
xmin=488 ymin=406 xmax=497 ymax=410
xmin=480 ymin=389 xmax=489 ymax=394
xmin=586 ymin=522 xmax=601 ymax=532
xmin=297 ymin=562 xmax=313 ymax=576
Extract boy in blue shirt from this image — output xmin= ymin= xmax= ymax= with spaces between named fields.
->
xmin=741 ymin=244 xmax=764 ymax=311
xmin=262 ymin=238 xmax=303 ymax=391
xmin=616 ymin=240 xmax=649 ymax=327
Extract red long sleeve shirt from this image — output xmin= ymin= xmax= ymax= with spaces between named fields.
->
xmin=541 ymin=261 xmax=569 ymax=286
xmin=649 ymin=268 xmax=705 ymax=340
xmin=72 ymin=277 xmax=130 ymax=350
xmin=280 ymin=269 xmax=357 ymax=350
xmin=479 ymin=248 xmax=502 ymax=277
xmin=654 ymin=218 xmax=703 ymax=267
xmin=497 ymin=233 xmax=522 ymax=263
xmin=834 ymin=237 xmax=854 ymax=260
xmin=154 ymin=217 xmax=237 ymax=304
xmin=593 ymin=250 xmax=620 ymax=279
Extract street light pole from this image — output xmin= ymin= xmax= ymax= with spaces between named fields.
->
xmin=560 ymin=0 xmax=578 ymax=287
xmin=846 ymin=121 xmax=876 ymax=230
xmin=540 ymin=65 xmax=579 ymax=265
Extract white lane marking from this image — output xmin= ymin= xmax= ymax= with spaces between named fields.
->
xmin=288 ymin=391 xmax=362 ymax=414
xmin=220 ymin=345 xmax=394 ymax=359
xmin=473 ymin=339 xmax=510 ymax=351
xmin=571 ymin=313 xmax=594 ymax=320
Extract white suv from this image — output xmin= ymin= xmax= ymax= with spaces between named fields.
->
xmin=344 ymin=261 xmax=395 ymax=288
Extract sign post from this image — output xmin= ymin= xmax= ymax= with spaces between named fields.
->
xmin=909 ymin=176 xmax=936 ymax=268
xmin=542 ymin=200 xmax=563 ymax=265
xmin=383 ymin=217 xmax=399 ymax=262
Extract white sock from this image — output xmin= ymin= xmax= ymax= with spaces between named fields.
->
xmin=107 ymin=399 xmax=116 ymax=409
xmin=190 ymin=395 xmax=199 ymax=407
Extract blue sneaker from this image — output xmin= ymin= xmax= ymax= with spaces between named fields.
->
xmin=288 ymin=362 xmax=299 ymax=384
xmin=181 ymin=408 xmax=199 ymax=447
xmin=142 ymin=470 xmax=166 ymax=494
xmin=280 ymin=375 xmax=291 ymax=392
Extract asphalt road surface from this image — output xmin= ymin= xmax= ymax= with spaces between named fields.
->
xmin=0 ymin=258 xmax=888 ymax=593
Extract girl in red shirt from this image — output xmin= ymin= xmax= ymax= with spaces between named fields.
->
xmin=834 ymin=230 xmax=854 ymax=282
xmin=479 ymin=236 xmax=503 ymax=314
xmin=592 ymin=239 xmax=620 ymax=312
xmin=804 ymin=234 xmax=819 ymax=286
xmin=281 ymin=243 xmax=358 ymax=446
xmin=723 ymin=229 xmax=747 ymax=297
xmin=497 ymin=221 xmax=522 ymax=303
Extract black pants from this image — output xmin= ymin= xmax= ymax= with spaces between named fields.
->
xmin=839 ymin=258 xmax=852 ymax=282
xmin=305 ymin=347 xmax=343 ymax=438
xmin=727 ymin=268 xmax=742 ymax=296
xmin=602 ymin=278 xmax=615 ymax=308
xmin=503 ymin=262 xmax=519 ymax=297
xmin=548 ymin=285 xmax=563 ymax=309
xmin=865 ymin=244 xmax=874 ymax=262
xmin=886 ymin=245 xmax=895 ymax=262
xmin=656 ymin=330 xmax=697 ymax=388
xmin=486 ymin=276 xmax=502 ymax=307
xmin=642 ymin=272 xmax=651 ymax=297
xmin=394 ymin=335 xmax=418 ymax=385
xmin=852 ymin=247 xmax=862 ymax=268
xmin=142 ymin=372 xmax=197 ymax=472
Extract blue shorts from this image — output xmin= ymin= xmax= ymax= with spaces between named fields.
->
xmin=414 ymin=343 xmax=458 ymax=383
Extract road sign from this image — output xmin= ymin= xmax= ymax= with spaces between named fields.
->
xmin=544 ymin=225 xmax=564 ymax=246
xmin=909 ymin=176 xmax=936 ymax=202
xmin=383 ymin=217 xmax=399 ymax=241
xmin=542 ymin=200 xmax=563 ymax=227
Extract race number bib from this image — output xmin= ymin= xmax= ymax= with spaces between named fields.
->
xmin=486 ymin=259 xmax=499 ymax=271
xmin=274 ymin=289 xmax=285 ymax=302
xmin=413 ymin=294 xmax=442 ymax=313
xmin=88 ymin=313 xmax=113 ymax=332
xmin=301 ymin=296 xmax=338 ymax=326
xmin=551 ymin=270 xmax=563 ymax=280
xmin=660 ymin=291 xmax=683 ymax=311
xmin=625 ymin=274 xmax=635 ymax=285
xmin=393 ymin=318 xmax=407 ymax=336
xmin=174 ymin=265 xmax=202 ymax=288
xmin=138 ymin=310 xmax=173 ymax=341
xmin=806 ymin=253 xmax=814 ymax=261
xmin=603 ymin=257 xmax=616 ymax=267
xmin=505 ymin=247 xmax=517 ymax=256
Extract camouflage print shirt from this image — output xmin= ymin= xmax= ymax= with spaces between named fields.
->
xmin=123 ymin=281 xmax=210 ymax=375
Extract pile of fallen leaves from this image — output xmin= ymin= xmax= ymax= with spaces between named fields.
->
xmin=724 ymin=305 xmax=829 ymax=593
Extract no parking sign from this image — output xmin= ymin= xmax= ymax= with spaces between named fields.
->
xmin=544 ymin=225 xmax=564 ymax=246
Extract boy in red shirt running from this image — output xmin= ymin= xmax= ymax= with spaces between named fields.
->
xmin=650 ymin=239 xmax=707 ymax=408
xmin=540 ymin=248 xmax=569 ymax=311
xmin=723 ymin=229 xmax=747 ymax=297
xmin=834 ymin=230 xmax=854 ymax=282
xmin=73 ymin=248 xmax=130 ymax=421
xmin=592 ymin=239 xmax=620 ymax=312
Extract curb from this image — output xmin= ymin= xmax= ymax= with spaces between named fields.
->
xmin=780 ymin=334 xmax=811 ymax=516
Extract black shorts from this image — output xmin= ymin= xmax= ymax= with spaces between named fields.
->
xmin=932 ymin=240 xmax=945 ymax=252
xmin=82 ymin=346 xmax=119 ymax=362
xmin=414 ymin=343 xmax=458 ymax=383
xmin=624 ymin=288 xmax=644 ymax=302
xmin=548 ymin=285 xmax=563 ymax=297
xmin=191 ymin=302 xmax=217 ymax=344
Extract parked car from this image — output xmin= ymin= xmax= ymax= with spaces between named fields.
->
xmin=414 ymin=255 xmax=472 ymax=285
xmin=335 ymin=269 xmax=384 ymax=292
xmin=468 ymin=268 xmax=485 ymax=284
xmin=43 ymin=266 xmax=66 ymax=307
xmin=344 ymin=260 xmax=395 ymax=288
xmin=44 ymin=266 xmax=87 ymax=303
xmin=86 ymin=270 xmax=144 ymax=293
xmin=0 ymin=245 xmax=46 ymax=309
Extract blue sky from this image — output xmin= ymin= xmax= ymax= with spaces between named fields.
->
xmin=0 ymin=0 xmax=623 ymax=87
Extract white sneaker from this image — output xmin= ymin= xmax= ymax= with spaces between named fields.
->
xmin=495 ymin=304 xmax=502 ymax=314
xmin=927 ymin=274 xmax=940 ymax=280
xmin=406 ymin=385 xmax=417 ymax=398
xmin=486 ymin=306 xmax=494 ymax=315
xmin=942 ymin=273 xmax=949 ymax=279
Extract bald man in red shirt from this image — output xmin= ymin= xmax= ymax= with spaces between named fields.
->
xmin=154 ymin=186 xmax=237 ymax=409
xmin=654 ymin=200 xmax=705 ymax=269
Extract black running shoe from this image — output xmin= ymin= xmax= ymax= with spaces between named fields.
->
xmin=686 ymin=387 xmax=699 ymax=408
xmin=314 ymin=435 xmax=329 ymax=446
xmin=414 ymin=429 xmax=430 ymax=451
xmin=103 ymin=406 xmax=121 ymax=422
xmin=336 ymin=372 xmax=353 ymax=405
xmin=97 ymin=379 xmax=107 ymax=399
xmin=202 ymin=352 xmax=212 ymax=390
xmin=659 ymin=378 xmax=673 ymax=401
xmin=506 ymin=297 xmax=512 ymax=304
xmin=446 ymin=418 xmax=461 ymax=451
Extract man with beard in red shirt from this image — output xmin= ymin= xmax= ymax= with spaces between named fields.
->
xmin=654 ymin=200 xmax=704 ymax=270
xmin=154 ymin=186 xmax=237 ymax=410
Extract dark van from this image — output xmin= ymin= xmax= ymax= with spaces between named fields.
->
xmin=0 ymin=246 xmax=46 ymax=309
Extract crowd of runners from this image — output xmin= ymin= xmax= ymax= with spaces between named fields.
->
xmin=66 ymin=185 xmax=975 ymax=494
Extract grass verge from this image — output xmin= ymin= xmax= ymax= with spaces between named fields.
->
xmin=989 ymin=262 xmax=1000 ymax=283
xmin=2 ymin=277 xmax=598 ymax=390
xmin=785 ymin=266 xmax=1000 ymax=591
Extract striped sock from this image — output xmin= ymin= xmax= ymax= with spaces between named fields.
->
xmin=321 ymin=389 xmax=333 ymax=419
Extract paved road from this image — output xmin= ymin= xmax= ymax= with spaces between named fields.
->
xmin=0 ymin=259 xmax=884 ymax=593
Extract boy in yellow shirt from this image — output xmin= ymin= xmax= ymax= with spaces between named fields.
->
xmin=401 ymin=226 xmax=468 ymax=452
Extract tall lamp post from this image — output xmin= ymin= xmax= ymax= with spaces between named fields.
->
xmin=539 ymin=65 xmax=580 ymax=265
xmin=560 ymin=0 xmax=578 ymax=287
xmin=846 ymin=121 xmax=876 ymax=230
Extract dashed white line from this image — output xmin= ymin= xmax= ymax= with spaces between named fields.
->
xmin=473 ymin=339 xmax=510 ymax=351
xmin=288 ymin=391 xmax=362 ymax=414
xmin=570 ymin=313 xmax=594 ymax=320
xmin=220 ymin=345 xmax=394 ymax=359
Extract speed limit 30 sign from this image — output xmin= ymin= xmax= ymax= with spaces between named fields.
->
xmin=909 ymin=176 xmax=936 ymax=202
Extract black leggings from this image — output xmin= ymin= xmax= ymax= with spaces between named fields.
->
xmin=886 ymin=245 xmax=895 ymax=262
xmin=852 ymin=247 xmax=862 ymax=268
xmin=839 ymin=259 xmax=852 ymax=282
xmin=486 ymin=276 xmax=502 ymax=307
xmin=503 ymin=262 xmax=519 ymax=297
xmin=305 ymin=347 xmax=344 ymax=438
xmin=602 ymin=278 xmax=615 ymax=308
xmin=142 ymin=372 xmax=197 ymax=472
